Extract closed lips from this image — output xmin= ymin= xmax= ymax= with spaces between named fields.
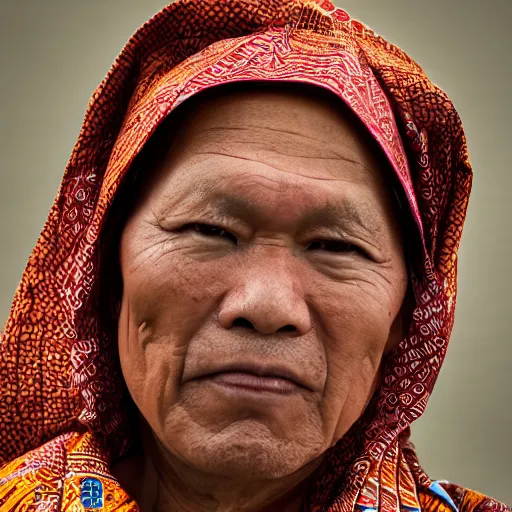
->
xmin=187 ymin=363 xmax=312 ymax=391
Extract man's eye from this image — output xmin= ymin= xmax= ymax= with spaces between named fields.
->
xmin=180 ymin=223 xmax=237 ymax=244
xmin=307 ymin=239 xmax=361 ymax=254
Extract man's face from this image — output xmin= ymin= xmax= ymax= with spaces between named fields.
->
xmin=118 ymin=84 xmax=408 ymax=480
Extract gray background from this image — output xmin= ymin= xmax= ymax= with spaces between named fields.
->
xmin=0 ymin=0 xmax=510 ymax=503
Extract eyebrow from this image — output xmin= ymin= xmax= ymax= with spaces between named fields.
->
xmin=207 ymin=194 xmax=380 ymax=237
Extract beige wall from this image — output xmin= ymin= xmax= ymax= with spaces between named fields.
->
xmin=1 ymin=0 xmax=510 ymax=503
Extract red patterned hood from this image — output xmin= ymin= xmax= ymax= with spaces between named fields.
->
xmin=0 ymin=0 xmax=478 ymax=509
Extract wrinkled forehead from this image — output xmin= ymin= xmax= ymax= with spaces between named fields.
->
xmin=128 ymin=81 xmax=406 ymax=215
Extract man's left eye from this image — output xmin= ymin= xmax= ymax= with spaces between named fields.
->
xmin=306 ymin=239 xmax=360 ymax=254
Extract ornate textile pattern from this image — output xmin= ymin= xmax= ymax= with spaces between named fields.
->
xmin=0 ymin=0 xmax=509 ymax=510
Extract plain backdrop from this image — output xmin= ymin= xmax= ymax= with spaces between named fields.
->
xmin=0 ymin=0 xmax=510 ymax=503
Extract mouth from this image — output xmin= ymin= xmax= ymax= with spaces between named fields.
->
xmin=207 ymin=372 xmax=299 ymax=394
xmin=192 ymin=364 xmax=311 ymax=394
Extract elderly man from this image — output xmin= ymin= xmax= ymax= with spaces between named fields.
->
xmin=0 ymin=0 xmax=509 ymax=511
xmin=105 ymin=81 xmax=409 ymax=511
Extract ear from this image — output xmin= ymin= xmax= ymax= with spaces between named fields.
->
xmin=384 ymin=283 xmax=415 ymax=354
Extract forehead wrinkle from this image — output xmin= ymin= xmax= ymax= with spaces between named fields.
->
xmin=196 ymin=124 xmax=327 ymax=145
xmin=192 ymin=151 xmax=355 ymax=183
xmin=188 ymin=124 xmax=367 ymax=170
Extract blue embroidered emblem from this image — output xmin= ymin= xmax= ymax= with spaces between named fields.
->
xmin=80 ymin=477 xmax=103 ymax=509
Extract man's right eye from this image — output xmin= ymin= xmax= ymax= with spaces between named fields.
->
xmin=179 ymin=223 xmax=238 ymax=244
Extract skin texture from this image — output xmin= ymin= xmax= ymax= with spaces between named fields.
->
xmin=114 ymin=83 xmax=408 ymax=511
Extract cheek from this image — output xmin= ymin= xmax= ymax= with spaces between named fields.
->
xmin=312 ymin=280 xmax=398 ymax=443
xmin=117 ymin=233 xmax=231 ymax=430
xmin=121 ymin=231 xmax=229 ymax=333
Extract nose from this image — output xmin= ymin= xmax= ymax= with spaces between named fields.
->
xmin=217 ymin=258 xmax=312 ymax=336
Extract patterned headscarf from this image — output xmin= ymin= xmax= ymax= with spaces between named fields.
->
xmin=0 ymin=0 xmax=508 ymax=510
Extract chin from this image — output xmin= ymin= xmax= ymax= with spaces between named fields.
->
xmin=173 ymin=419 xmax=324 ymax=480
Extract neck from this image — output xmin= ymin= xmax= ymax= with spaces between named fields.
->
xmin=113 ymin=428 xmax=322 ymax=512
